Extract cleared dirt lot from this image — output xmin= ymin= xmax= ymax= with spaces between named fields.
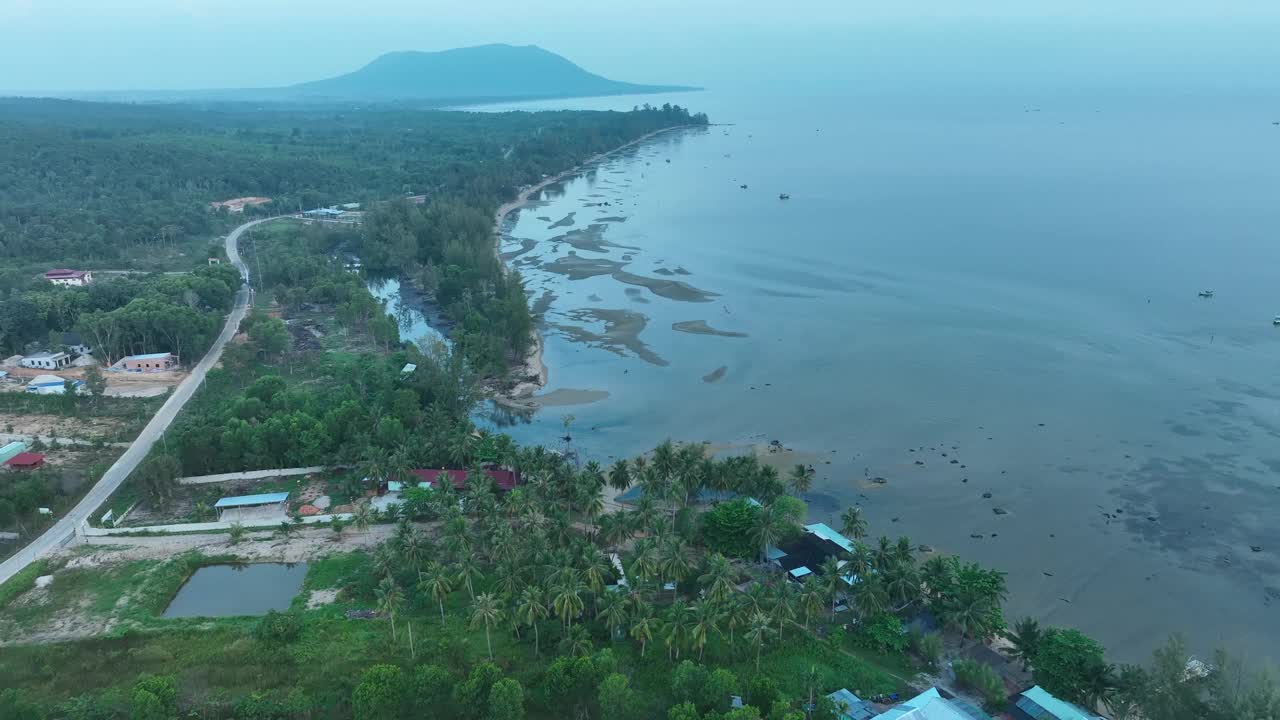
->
xmin=0 ymin=365 xmax=183 ymax=398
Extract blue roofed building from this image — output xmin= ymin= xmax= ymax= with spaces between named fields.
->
xmin=1011 ymin=686 xmax=1104 ymax=720
xmin=871 ymin=688 xmax=992 ymax=720
xmin=827 ymin=689 xmax=877 ymax=720
xmin=214 ymin=492 xmax=290 ymax=521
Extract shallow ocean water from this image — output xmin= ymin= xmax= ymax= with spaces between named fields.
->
xmin=405 ymin=86 xmax=1280 ymax=662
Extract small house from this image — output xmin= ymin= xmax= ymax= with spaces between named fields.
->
xmin=60 ymin=332 xmax=92 ymax=356
xmin=120 ymin=353 xmax=176 ymax=372
xmin=826 ymin=689 xmax=877 ymax=720
xmin=25 ymin=374 xmax=80 ymax=395
xmin=21 ymin=352 xmax=71 ymax=370
xmin=44 ymin=269 xmax=93 ymax=286
xmin=408 ymin=468 xmax=519 ymax=492
xmin=4 ymin=452 xmax=46 ymax=470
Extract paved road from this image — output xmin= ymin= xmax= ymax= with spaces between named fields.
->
xmin=0 ymin=217 xmax=272 ymax=585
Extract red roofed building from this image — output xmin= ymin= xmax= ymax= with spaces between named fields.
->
xmin=4 ymin=452 xmax=45 ymax=470
xmin=43 ymin=269 xmax=93 ymax=287
xmin=409 ymin=468 xmax=519 ymax=492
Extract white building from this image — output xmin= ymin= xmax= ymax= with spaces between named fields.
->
xmin=25 ymin=374 xmax=82 ymax=395
xmin=20 ymin=352 xmax=71 ymax=370
xmin=43 ymin=269 xmax=93 ymax=286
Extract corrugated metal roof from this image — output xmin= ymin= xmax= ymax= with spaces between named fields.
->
xmin=124 ymin=353 xmax=172 ymax=360
xmin=214 ymin=492 xmax=290 ymax=508
xmin=1017 ymin=687 xmax=1100 ymax=720
xmin=805 ymin=522 xmax=855 ymax=553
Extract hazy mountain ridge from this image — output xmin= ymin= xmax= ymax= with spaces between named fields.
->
xmin=289 ymin=44 xmax=695 ymax=101
xmin=16 ymin=44 xmax=697 ymax=106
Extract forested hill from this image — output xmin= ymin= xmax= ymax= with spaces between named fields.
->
xmin=290 ymin=44 xmax=694 ymax=101
xmin=0 ymin=98 xmax=707 ymax=264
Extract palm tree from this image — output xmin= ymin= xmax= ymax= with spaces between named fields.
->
xmin=492 ymin=560 xmax=524 ymax=598
xmin=596 ymin=513 xmax=632 ymax=551
xmin=455 ymin=553 xmax=483 ymax=600
xmin=372 ymin=543 xmax=397 ymax=581
xmin=662 ymin=602 xmax=689 ymax=661
xmin=798 ymin=576 xmax=825 ymax=630
xmin=516 ymin=586 xmax=550 ymax=656
xmin=629 ymin=602 xmax=657 ymax=658
xmin=1080 ymin=661 xmax=1118 ymax=711
xmin=551 ymin=579 xmax=586 ymax=631
xmin=873 ymin=536 xmax=895 ymax=573
xmin=352 ymin=501 xmax=372 ymax=535
xmin=275 ymin=520 xmax=295 ymax=540
xmin=375 ymin=577 xmax=405 ymax=644
xmin=847 ymin=542 xmax=874 ymax=581
xmin=580 ymin=548 xmax=611 ymax=609
xmin=659 ymin=538 xmax=693 ymax=599
xmin=920 ymin=555 xmax=955 ymax=602
xmin=607 ymin=459 xmax=632 ymax=494
xmin=561 ymin=624 xmax=594 ymax=658
xmin=839 ymin=506 xmax=868 ymax=541
xmin=852 ymin=575 xmax=890 ymax=619
xmin=420 ymin=561 xmax=455 ymax=623
xmin=721 ymin=594 xmax=746 ymax=646
xmin=884 ymin=562 xmax=921 ymax=609
xmin=597 ymin=591 xmax=627 ymax=641
xmin=631 ymin=543 xmax=659 ymax=585
xmin=699 ymin=554 xmax=737 ymax=605
xmin=399 ymin=527 xmax=428 ymax=576
xmin=470 ymin=592 xmax=504 ymax=661
xmin=750 ymin=502 xmax=788 ymax=562
xmin=687 ymin=600 xmax=720 ymax=661
xmin=1005 ymin=617 xmax=1043 ymax=671
xmin=770 ymin=582 xmax=798 ymax=641
xmin=744 ymin=611 xmax=774 ymax=671
xmin=787 ymin=463 xmax=814 ymax=496
xmin=820 ymin=556 xmax=846 ymax=619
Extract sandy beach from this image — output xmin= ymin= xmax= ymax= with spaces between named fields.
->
xmin=491 ymin=124 xmax=698 ymax=404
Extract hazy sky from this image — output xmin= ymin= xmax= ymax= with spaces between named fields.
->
xmin=2 ymin=0 xmax=1278 ymax=92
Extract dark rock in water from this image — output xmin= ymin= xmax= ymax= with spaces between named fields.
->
xmin=1043 ymin=571 xmax=1055 ymax=577
xmin=1147 ymin=516 xmax=1157 ymax=522
xmin=961 ymin=478 xmax=969 ymax=483
xmin=1115 ymin=509 xmax=1123 ymax=514
xmin=909 ymin=449 xmax=915 ymax=453
xmin=1252 ymin=545 xmax=1263 ymax=552
xmin=870 ymin=477 xmax=888 ymax=485
xmin=1049 ymin=533 xmax=1056 ymax=538
xmin=1038 ymin=423 xmax=1046 ymax=427
xmin=941 ymin=453 xmax=948 ymax=457
xmin=993 ymin=508 xmax=1008 ymax=515
xmin=960 ymin=465 xmax=966 ymax=469
xmin=982 ymin=492 xmax=993 ymax=499
xmin=914 ymin=460 xmax=925 ymax=466
xmin=990 ymin=533 xmax=998 ymax=537
xmin=891 ymin=517 xmax=899 ymax=523
xmin=1059 ymin=597 xmax=1073 ymax=604
xmin=950 ymin=459 xmax=959 ymax=464
xmin=917 ymin=544 xmax=934 ymax=553
xmin=970 ymin=533 xmax=984 ymax=539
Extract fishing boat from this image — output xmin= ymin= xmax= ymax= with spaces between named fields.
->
xmin=779 ymin=193 xmax=791 ymax=200
xmin=1273 ymin=315 xmax=1280 ymax=326
xmin=1198 ymin=290 xmax=1215 ymax=298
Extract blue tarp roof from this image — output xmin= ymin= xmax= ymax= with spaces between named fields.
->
xmin=214 ymin=492 xmax=290 ymax=509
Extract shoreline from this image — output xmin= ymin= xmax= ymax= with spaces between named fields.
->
xmin=491 ymin=123 xmax=699 ymax=404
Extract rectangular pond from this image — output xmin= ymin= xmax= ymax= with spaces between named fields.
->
xmin=163 ymin=563 xmax=308 ymax=618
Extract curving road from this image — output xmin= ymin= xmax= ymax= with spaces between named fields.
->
xmin=0 ymin=217 xmax=272 ymax=585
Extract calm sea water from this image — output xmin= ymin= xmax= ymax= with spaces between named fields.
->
xmin=418 ymin=85 xmax=1280 ymax=663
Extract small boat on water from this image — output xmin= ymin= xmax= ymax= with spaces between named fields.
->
xmin=1198 ymin=290 xmax=1215 ymax=298
xmin=1274 ymin=315 xmax=1280 ymax=326
xmin=779 ymin=193 xmax=791 ymax=200
xmin=740 ymin=184 xmax=748 ymax=189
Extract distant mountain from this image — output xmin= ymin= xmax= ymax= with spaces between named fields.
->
xmin=286 ymin=44 xmax=695 ymax=102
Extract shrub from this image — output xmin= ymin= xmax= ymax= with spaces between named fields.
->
xmin=352 ymin=664 xmax=406 ymax=720
xmin=855 ymin=613 xmax=908 ymax=655
xmin=701 ymin=500 xmax=761 ymax=558
xmin=254 ymin=609 xmax=303 ymax=645
xmin=130 ymin=675 xmax=177 ymax=720
xmin=953 ymin=660 xmax=1006 ymax=710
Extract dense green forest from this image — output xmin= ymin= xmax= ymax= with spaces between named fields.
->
xmin=0 ymin=264 xmax=241 ymax=360
xmin=0 ymin=98 xmax=707 ymax=263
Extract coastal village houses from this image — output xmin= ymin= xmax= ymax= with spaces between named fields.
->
xmin=20 ymin=351 xmax=71 ymax=370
